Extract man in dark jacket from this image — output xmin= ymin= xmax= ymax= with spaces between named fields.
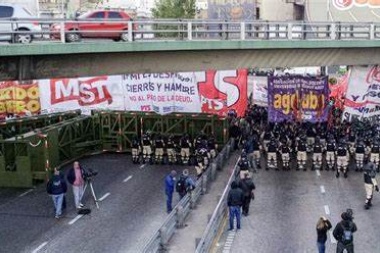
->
xmin=240 ymin=172 xmax=256 ymax=216
xmin=229 ymin=122 xmax=241 ymax=150
xmin=227 ymin=181 xmax=244 ymax=230
xmin=165 ymin=170 xmax=177 ymax=213
xmin=47 ymin=167 xmax=67 ymax=219
xmin=333 ymin=211 xmax=357 ymax=253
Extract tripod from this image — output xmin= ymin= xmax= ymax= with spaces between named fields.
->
xmin=82 ymin=179 xmax=99 ymax=209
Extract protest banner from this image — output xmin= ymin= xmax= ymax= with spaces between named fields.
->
xmin=197 ymin=69 xmax=248 ymax=117
xmin=39 ymin=75 xmax=124 ymax=115
xmin=124 ymin=72 xmax=200 ymax=114
xmin=268 ymin=76 xmax=328 ymax=122
xmin=343 ymin=65 xmax=380 ymax=122
xmin=35 ymin=70 xmax=248 ymax=117
xmin=249 ymin=76 xmax=268 ymax=107
xmin=0 ymin=81 xmax=40 ymax=119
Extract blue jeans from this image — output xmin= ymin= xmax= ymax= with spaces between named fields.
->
xmin=317 ymin=242 xmax=326 ymax=253
xmin=166 ymin=192 xmax=173 ymax=213
xmin=52 ymin=193 xmax=64 ymax=216
xmin=229 ymin=206 xmax=241 ymax=230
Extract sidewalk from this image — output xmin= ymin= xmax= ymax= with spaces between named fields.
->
xmin=167 ymin=152 xmax=240 ymax=253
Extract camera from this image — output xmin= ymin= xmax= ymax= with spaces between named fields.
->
xmin=83 ymin=168 xmax=98 ymax=181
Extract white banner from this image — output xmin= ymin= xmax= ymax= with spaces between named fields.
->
xmin=249 ymin=76 xmax=268 ymax=107
xmin=343 ymin=66 xmax=380 ymax=122
xmin=123 ymin=72 xmax=201 ymax=114
xmin=39 ymin=76 xmax=125 ymax=115
xmin=37 ymin=70 xmax=248 ymax=117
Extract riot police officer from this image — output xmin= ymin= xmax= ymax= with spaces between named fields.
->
xmin=312 ymin=137 xmax=323 ymax=170
xmin=267 ymin=138 xmax=278 ymax=170
xmin=280 ymin=139 xmax=291 ymax=171
xmin=296 ymin=137 xmax=308 ymax=171
xmin=306 ymin=124 xmax=316 ymax=152
xmin=252 ymin=136 xmax=262 ymax=169
xmin=180 ymin=134 xmax=192 ymax=165
xmin=195 ymin=147 xmax=208 ymax=178
xmin=348 ymin=131 xmax=356 ymax=157
xmin=141 ymin=132 xmax=153 ymax=164
xmin=262 ymin=128 xmax=272 ymax=153
xmin=207 ymin=135 xmax=217 ymax=159
xmin=355 ymin=140 xmax=366 ymax=172
xmin=131 ymin=135 xmax=141 ymax=164
xmin=336 ymin=141 xmax=348 ymax=178
xmin=166 ymin=135 xmax=176 ymax=165
xmin=325 ymin=138 xmax=336 ymax=171
xmin=239 ymin=152 xmax=251 ymax=179
xmin=363 ymin=162 xmax=379 ymax=210
xmin=370 ymin=139 xmax=380 ymax=173
xmin=154 ymin=133 xmax=165 ymax=164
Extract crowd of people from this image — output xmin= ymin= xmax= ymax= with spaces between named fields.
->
xmin=229 ymin=105 xmax=380 ymax=178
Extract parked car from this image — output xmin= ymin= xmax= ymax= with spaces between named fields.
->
xmin=0 ymin=4 xmax=41 ymax=43
xmin=50 ymin=10 xmax=136 ymax=42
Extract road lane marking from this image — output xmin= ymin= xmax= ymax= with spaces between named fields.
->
xmin=324 ymin=205 xmax=330 ymax=215
xmin=123 ymin=175 xmax=133 ymax=183
xmin=99 ymin=193 xmax=111 ymax=201
xmin=31 ymin=241 xmax=48 ymax=253
xmin=140 ymin=164 xmax=146 ymax=169
xmin=316 ymin=170 xmax=321 ymax=177
xmin=19 ymin=189 xmax=33 ymax=197
xmin=68 ymin=215 xmax=84 ymax=225
xmin=320 ymin=185 xmax=325 ymax=194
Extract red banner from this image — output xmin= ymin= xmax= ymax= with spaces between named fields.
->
xmin=197 ymin=69 xmax=248 ymax=117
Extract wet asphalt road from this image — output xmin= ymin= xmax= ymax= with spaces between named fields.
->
xmin=217 ymin=157 xmax=380 ymax=253
xmin=0 ymin=153 xmax=184 ymax=253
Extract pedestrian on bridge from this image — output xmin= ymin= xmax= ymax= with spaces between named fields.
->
xmin=165 ymin=170 xmax=177 ymax=213
xmin=227 ymin=181 xmax=244 ymax=230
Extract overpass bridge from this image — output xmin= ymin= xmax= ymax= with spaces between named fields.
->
xmin=0 ymin=19 xmax=380 ymax=80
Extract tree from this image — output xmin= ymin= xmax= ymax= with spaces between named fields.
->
xmin=152 ymin=0 xmax=196 ymax=19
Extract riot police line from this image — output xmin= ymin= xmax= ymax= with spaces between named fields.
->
xmin=131 ymin=131 xmax=218 ymax=178
xmin=229 ymin=104 xmax=380 ymax=210
xmin=230 ymin=105 xmax=379 ymax=176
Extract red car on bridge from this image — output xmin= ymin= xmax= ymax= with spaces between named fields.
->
xmin=50 ymin=10 xmax=136 ymax=42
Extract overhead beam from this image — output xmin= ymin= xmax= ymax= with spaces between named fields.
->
xmin=1 ymin=47 xmax=380 ymax=81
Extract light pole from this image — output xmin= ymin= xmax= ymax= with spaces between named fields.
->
xmin=327 ymin=0 xmax=330 ymax=21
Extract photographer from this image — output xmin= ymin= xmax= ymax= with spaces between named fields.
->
xmin=333 ymin=210 xmax=357 ymax=253
xmin=67 ymin=161 xmax=86 ymax=210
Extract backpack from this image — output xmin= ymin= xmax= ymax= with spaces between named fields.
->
xmin=176 ymin=176 xmax=187 ymax=193
xmin=341 ymin=223 xmax=353 ymax=244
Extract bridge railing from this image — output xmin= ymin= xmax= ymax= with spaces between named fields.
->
xmin=142 ymin=139 xmax=233 ymax=253
xmin=194 ymin=153 xmax=240 ymax=253
xmin=1 ymin=18 xmax=380 ymax=43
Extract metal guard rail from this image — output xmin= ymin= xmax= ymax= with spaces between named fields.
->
xmin=142 ymin=139 xmax=234 ymax=253
xmin=2 ymin=19 xmax=380 ymax=43
xmin=195 ymin=140 xmax=240 ymax=253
